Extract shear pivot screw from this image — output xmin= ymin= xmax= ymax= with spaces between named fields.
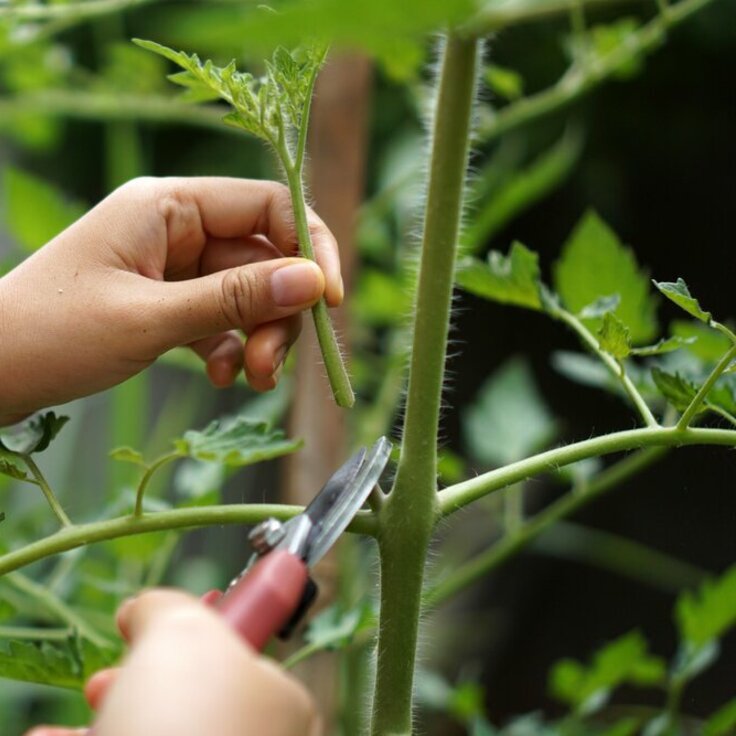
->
xmin=249 ymin=518 xmax=286 ymax=555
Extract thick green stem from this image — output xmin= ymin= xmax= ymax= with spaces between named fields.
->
xmin=22 ymin=455 xmax=72 ymax=528
xmin=284 ymin=166 xmax=355 ymax=407
xmin=371 ymin=36 xmax=479 ymax=736
xmin=0 ymin=504 xmax=376 ymax=577
xmin=439 ymin=426 xmax=736 ymax=516
xmin=678 ymin=344 xmax=736 ymax=428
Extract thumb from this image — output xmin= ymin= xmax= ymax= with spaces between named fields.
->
xmin=146 ymin=258 xmax=324 ymax=348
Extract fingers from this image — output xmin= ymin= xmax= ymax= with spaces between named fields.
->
xmin=144 ymin=257 xmax=323 ymax=352
xmin=124 ymin=178 xmax=343 ymax=307
xmin=91 ymin=588 xmax=320 ymax=736
xmin=23 ymin=729 xmax=88 ymax=736
xmin=244 ymin=316 xmax=301 ymax=392
xmin=85 ymin=667 xmax=120 ymax=711
xmin=189 ymin=332 xmax=244 ymax=388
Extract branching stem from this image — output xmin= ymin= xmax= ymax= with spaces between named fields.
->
xmin=555 ymin=308 xmax=658 ymax=427
xmin=133 ymin=450 xmax=183 ymax=517
xmin=21 ymin=455 xmax=72 ymax=528
xmin=678 ymin=344 xmax=736 ymax=429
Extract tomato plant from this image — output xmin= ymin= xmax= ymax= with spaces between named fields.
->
xmin=0 ymin=1 xmax=734 ymax=735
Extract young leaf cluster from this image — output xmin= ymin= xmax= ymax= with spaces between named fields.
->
xmin=457 ymin=210 xmax=736 ymax=428
xmin=132 ymin=39 xmax=325 ymax=162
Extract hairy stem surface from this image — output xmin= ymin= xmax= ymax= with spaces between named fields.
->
xmin=0 ymin=505 xmax=376 ymax=577
xmin=284 ymin=166 xmax=355 ymax=407
xmin=371 ymin=35 xmax=479 ymax=736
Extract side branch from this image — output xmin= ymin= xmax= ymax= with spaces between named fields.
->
xmin=555 ymin=308 xmax=658 ymax=427
xmin=474 ymin=0 xmax=719 ymax=142
xmin=439 ymin=426 xmax=736 ymax=516
xmin=0 ymin=504 xmax=376 ymax=577
xmin=678 ymin=344 xmax=736 ymax=429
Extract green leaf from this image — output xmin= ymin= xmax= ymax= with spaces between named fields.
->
xmin=109 ymin=447 xmax=146 ymax=466
xmin=597 ymin=313 xmax=631 ymax=359
xmin=704 ymin=697 xmax=736 ymax=736
xmin=651 ymin=368 xmax=698 ymax=412
xmin=0 ymin=412 xmax=69 ymax=455
xmin=630 ymin=335 xmax=696 ymax=357
xmin=0 ymin=634 xmax=117 ymax=689
xmin=483 ymin=64 xmax=524 ymax=100
xmin=601 ymin=718 xmax=641 ymax=736
xmin=579 ymin=294 xmax=620 ymax=319
xmin=553 ymin=211 xmax=657 ymax=342
xmin=174 ymin=416 xmax=301 ymax=466
xmin=437 ymin=448 xmax=466 ymax=485
xmin=174 ymin=459 xmax=226 ymax=500
xmin=146 ymin=0 xmax=475 ymax=79
xmin=675 ymin=564 xmax=736 ymax=647
xmin=0 ymin=451 xmax=28 ymax=481
xmin=3 ymin=167 xmax=86 ymax=253
xmin=672 ymin=321 xmax=733 ymax=361
xmin=463 ymin=358 xmax=557 ymax=466
xmin=305 ymin=601 xmax=375 ymax=651
xmin=671 ymin=639 xmax=719 ymax=683
xmin=653 ymin=278 xmax=712 ymax=323
xmin=352 ymin=269 xmax=412 ymax=327
xmin=549 ymin=631 xmax=665 ymax=715
xmin=456 ymin=242 xmax=542 ymax=310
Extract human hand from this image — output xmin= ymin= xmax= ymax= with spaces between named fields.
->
xmin=0 ymin=177 xmax=342 ymax=424
xmin=24 ymin=589 xmax=322 ymax=736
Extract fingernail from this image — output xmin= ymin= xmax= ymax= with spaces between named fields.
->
xmin=272 ymin=344 xmax=288 ymax=372
xmin=271 ymin=262 xmax=322 ymax=307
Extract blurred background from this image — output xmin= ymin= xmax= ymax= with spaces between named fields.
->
xmin=0 ymin=0 xmax=734 ymax=734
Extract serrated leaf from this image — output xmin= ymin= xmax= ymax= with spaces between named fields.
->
xmin=597 ymin=313 xmax=631 ymax=359
xmin=175 ymin=416 xmax=301 ymax=466
xmin=579 ymin=294 xmax=620 ymax=319
xmin=464 ymin=358 xmax=557 ymax=466
xmin=456 ymin=242 xmax=542 ymax=310
xmin=109 ymin=447 xmax=146 ymax=466
xmin=0 ymin=451 xmax=28 ymax=481
xmin=630 ymin=335 xmax=696 ymax=357
xmin=553 ymin=211 xmax=657 ymax=342
xmin=704 ymin=697 xmax=736 ymax=736
xmin=0 ymin=634 xmax=118 ymax=689
xmin=3 ymin=167 xmax=87 ymax=253
xmin=549 ymin=631 xmax=665 ymax=715
xmin=651 ymin=368 xmax=698 ymax=412
xmin=653 ymin=278 xmax=712 ymax=323
xmin=675 ymin=564 xmax=736 ymax=647
xmin=0 ymin=412 xmax=69 ymax=455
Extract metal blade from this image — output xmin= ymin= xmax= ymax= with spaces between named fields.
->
xmin=303 ymin=446 xmax=367 ymax=525
xmin=306 ymin=436 xmax=392 ymax=567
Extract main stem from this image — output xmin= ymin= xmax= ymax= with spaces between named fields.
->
xmin=371 ymin=36 xmax=478 ymax=736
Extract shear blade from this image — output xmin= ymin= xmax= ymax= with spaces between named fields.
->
xmin=306 ymin=436 xmax=392 ymax=566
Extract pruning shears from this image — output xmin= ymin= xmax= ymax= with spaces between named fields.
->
xmin=207 ymin=436 xmax=392 ymax=650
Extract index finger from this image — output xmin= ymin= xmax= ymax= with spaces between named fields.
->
xmin=167 ymin=178 xmax=343 ymax=307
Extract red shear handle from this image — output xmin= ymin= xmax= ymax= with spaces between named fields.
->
xmin=215 ymin=550 xmax=309 ymax=651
